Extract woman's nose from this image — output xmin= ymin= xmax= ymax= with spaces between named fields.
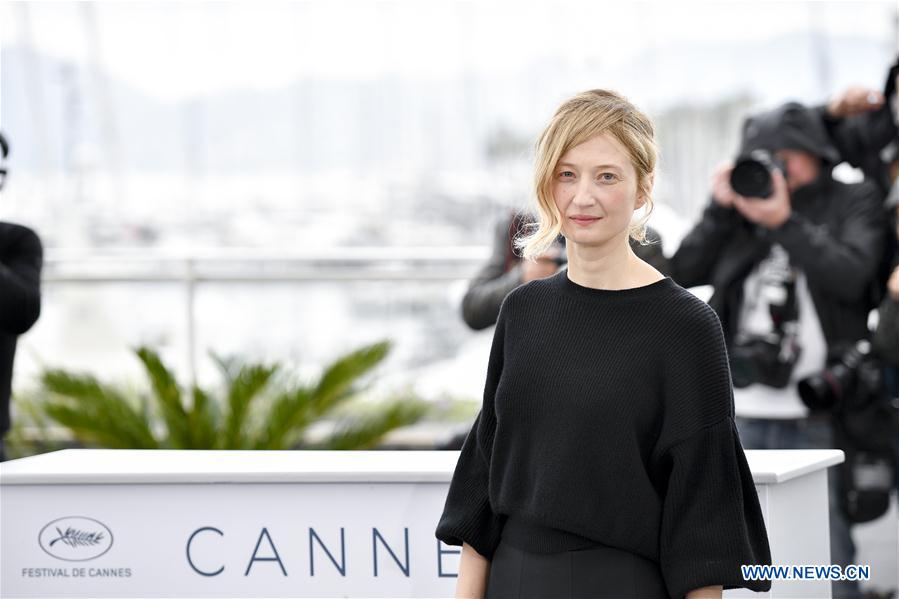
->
xmin=572 ymin=183 xmax=597 ymax=206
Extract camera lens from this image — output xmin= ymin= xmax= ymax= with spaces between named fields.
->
xmin=731 ymin=157 xmax=773 ymax=198
xmin=798 ymin=373 xmax=838 ymax=410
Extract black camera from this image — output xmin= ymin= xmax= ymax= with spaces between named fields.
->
xmin=797 ymin=340 xmax=884 ymax=412
xmin=729 ymin=267 xmax=801 ymax=389
xmin=798 ymin=338 xmax=898 ymax=524
xmin=730 ymin=335 xmax=799 ymax=389
xmin=729 ymin=149 xmax=786 ymax=199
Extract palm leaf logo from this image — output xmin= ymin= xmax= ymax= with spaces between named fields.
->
xmin=48 ymin=526 xmax=105 ymax=548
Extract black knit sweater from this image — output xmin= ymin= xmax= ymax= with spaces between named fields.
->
xmin=435 ymin=268 xmax=772 ymax=598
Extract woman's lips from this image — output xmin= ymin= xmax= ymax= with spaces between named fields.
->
xmin=571 ymin=216 xmax=601 ymax=226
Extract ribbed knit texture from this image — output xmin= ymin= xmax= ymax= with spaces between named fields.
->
xmin=435 ymin=268 xmax=772 ymax=599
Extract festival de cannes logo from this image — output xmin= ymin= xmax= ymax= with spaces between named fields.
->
xmin=38 ymin=517 xmax=114 ymax=561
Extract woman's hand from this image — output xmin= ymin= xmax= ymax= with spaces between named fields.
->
xmin=455 ymin=542 xmax=491 ymax=599
xmin=686 ymin=584 xmax=723 ymax=599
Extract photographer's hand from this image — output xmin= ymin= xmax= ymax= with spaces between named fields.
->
xmin=522 ymin=242 xmax=565 ymax=283
xmin=887 ymin=265 xmax=899 ymax=301
xmin=522 ymin=250 xmax=562 ymax=282
xmin=710 ymin=161 xmax=740 ymax=209
xmin=732 ymin=169 xmax=792 ymax=229
xmin=826 ymin=85 xmax=884 ymax=118
xmin=521 ymin=259 xmax=559 ymax=282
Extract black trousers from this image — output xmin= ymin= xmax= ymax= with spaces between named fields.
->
xmin=485 ymin=538 xmax=671 ymax=599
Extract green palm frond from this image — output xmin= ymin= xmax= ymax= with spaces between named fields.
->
xmin=5 ymin=391 xmax=70 ymax=459
xmin=222 ymin=362 xmax=279 ymax=449
xmin=308 ymin=341 xmax=391 ymax=416
xmin=251 ymin=386 xmax=314 ymax=450
xmin=188 ymin=385 xmax=220 ymax=449
xmin=20 ymin=338 xmax=429 ymax=454
xmin=324 ymin=398 xmax=431 ymax=450
xmin=209 ymin=351 xmax=241 ymax=386
xmin=134 ymin=347 xmax=191 ymax=448
xmin=40 ymin=370 xmax=158 ymax=448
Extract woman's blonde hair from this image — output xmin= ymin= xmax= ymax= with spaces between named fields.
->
xmin=514 ymin=89 xmax=658 ymax=261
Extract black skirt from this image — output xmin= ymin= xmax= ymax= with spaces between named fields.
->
xmin=485 ymin=537 xmax=671 ymax=599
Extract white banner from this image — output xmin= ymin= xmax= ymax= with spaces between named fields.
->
xmin=2 ymin=482 xmax=463 ymax=598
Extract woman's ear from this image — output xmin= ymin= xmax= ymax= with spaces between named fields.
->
xmin=636 ymin=172 xmax=655 ymax=209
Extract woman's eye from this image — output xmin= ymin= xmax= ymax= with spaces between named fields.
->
xmin=558 ymin=171 xmax=574 ymax=178
xmin=598 ymin=173 xmax=618 ymax=183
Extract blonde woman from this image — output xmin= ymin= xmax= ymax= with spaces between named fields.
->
xmin=435 ymin=90 xmax=772 ymax=599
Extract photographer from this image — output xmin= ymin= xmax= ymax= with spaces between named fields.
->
xmin=670 ymin=102 xmax=886 ymax=599
xmin=820 ymin=56 xmax=898 ymax=199
xmin=821 ymin=57 xmax=899 ymax=312
xmin=826 ymin=59 xmax=899 ymax=503
xmin=460 ymin=210 xmax=565 ymax=331
xmin=0 ymin=131 xmax=43 ymax=462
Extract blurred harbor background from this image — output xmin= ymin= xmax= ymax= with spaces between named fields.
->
xmin=2 ymin=1 xmax=895 ymax=402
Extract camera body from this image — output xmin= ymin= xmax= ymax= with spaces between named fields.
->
xmin=728 ymin=243 xmax=800 ymax=389
xmin=729 ymin=149 xmax=786 ymax=199
xmin=797 ymin=340 xmax=884 ymax=413
xmin=797 ymin=340 xmax=899 ymax=523
xmin=729 ymin=334 xmax=798 ymax=389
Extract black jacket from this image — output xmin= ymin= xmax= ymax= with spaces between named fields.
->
xmin=819 ymin=57 xmax=898 ymax=198
xmin=0 ymin=222 xmax=43 ymax=436
xmin=670 ymin=176 xmax=885 ymax=358
xmin=820 ymin=102 xmax=897 ymax=198
xmin=672 ymin=101 xmax=888 ymax=358
xmin=817 ymin=68 xmax=899 ymax=305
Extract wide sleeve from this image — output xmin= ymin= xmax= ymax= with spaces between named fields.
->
xmin=653 ymin=301 xmax=772 ymax=598
xmin=435 ymin=297 xmax=508 ymax=560
xmin=657 ymin=418 xmax=772 ymax=599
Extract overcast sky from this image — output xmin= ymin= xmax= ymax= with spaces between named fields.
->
xmin=1 ymin=1 xmax=895 ymax=102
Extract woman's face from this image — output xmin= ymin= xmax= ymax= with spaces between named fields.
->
xmin=551 ymin=133 xmax=644 ymax=249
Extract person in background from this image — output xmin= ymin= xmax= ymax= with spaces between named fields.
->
xmin=819 ymin=56 xmax=898 ymax=198
xmin=819 ymin=56 xmax=899 ymax=311
xmin=0 ymin=131 xmax=43 ymax=462
xmin=872 ymin=211 xmax=899 ymax=497
xmin=828 ymin=59 xmax=899 ymax=504
xmin=670 ymin=100 xmax=887 ymax=599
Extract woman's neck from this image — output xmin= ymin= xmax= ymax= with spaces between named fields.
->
xmin=564 ymin=237 xmax=648 ymax=290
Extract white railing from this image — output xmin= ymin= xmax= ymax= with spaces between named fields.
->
xmin=40 ymin=246 xmax=491 ymax=385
